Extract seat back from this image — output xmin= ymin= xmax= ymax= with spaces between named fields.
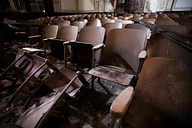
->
xmin=147 ymin=25 xmax=192 ymax=62
xmin=71 ymin=21 xmax=84 ymax=32
xmin=22 ymin=53 xmax=47 ymax=79
xmin=88 ymin=18 xmax=100 ymax=23
xmin=155 ymin=18 xmax=179 ymax=25
xmin=57 ymin=20 xmax=70 ymax=29
xmin=78 ymin=26 xmax=105 ymax=46
xmin=147 ymin=34 xmax=192 ymax=62
xmin=42 ymin=25 xmax=58 ymax=39
xmin=86 ymin=22 xmax=102 ymax=27
xmin=159 ymin=25 xmax=187 ymax=35
xmin=57 ymin=26 xmax=78 ymax=41
xmin=142 ymin=18 xmax=156 ymax=24
xmin=104 ymin=23 xmax=122 ymax=36
xmin=78 ymin=19 xmax=88 ymax=26
xmin=101 ymin=19 xmax=115 ymax=26
xmin=69 ymin=26 xmax=105 ymax=67
xmin=70 ymin=42 xmax=93 ymax=68
xmin=99 ymin=29 xmax=146 ymax=72
xmin=15 ymin=49 xmax=47 ymax=80
xmin=115 ymin=19 xmax=134 ymax=28
xmin=49 ymin=26 xmax=78 ymax=60
xmin=125 ymin=23 xmax=150 ymax=39
xmin=125 ymin=57 xmax=192 ymax=128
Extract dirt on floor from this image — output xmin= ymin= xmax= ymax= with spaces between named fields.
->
xmin=0 ymin=41 xmax=126 ymax=128
xmin=0 ymin=77 xmax=126 ymax=128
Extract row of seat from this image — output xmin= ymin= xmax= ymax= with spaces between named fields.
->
xmin=1 ymin=12 xmax=192 ymax=127
xmin=1 ymin=23 xmax=148 ymax=127
xmin=109 ymin=13 xmax=192 ymax=127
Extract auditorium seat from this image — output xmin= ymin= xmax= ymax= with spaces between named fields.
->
xmin=89 ymin=29 xmax=147 ymax=91
xmin=110 ymin=57 xmax=192 ymax=128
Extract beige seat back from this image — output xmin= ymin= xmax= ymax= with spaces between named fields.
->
xmin=159 ymin=25 xmax=187 ymax=34
xmin=147 ymin=25 xmax=192 ymax=62
xmin=78 ymin=26 xmax=105 ymax=46
xmin=104 ymin=23 xmax=122 ymax=36
xmin=49 ymin=26 xmax=78 ymax=60
xmin=147 ymin=34 xmax=192 ymax=62
xmin=86 ymin=22 xmax=102 ymax=27
xmin=155 ymin=18 xmax=179 ymax=25
xmin=142 ymin=18 xmax=156 ymax=24
xmin=101 ymin=19 xmax=115 ymax=26
xmin=99 ymin=29 xmax=146 ymax=72
xmin=77 ymin=26 xmax=105 ymax=62
xmin=125 ymin=23 xmax=150 ymax=39
xmin=42 ymin=25 xmax=58 ymax=39
xmin=57 ymin=26 xmax=78 ymax=41
xmin=71 ymin=21 xmax=84 ymax=32
xmin=125 ymin=57 xmax=192 ymax=128
xmin=57 ymin=20 xmax=70 ymax=29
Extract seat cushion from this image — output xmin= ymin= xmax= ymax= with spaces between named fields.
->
xmin=89 ymin=65 xmax=135 ymax=85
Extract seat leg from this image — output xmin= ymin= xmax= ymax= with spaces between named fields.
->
xmin=110 ymin=117 xmax=116 ymax=128
xmin=97 ymin=78 xmax=111 ymax=94
xmin=91 ymin=75 xmax=95 ymax=89
xmin=116 ymin=118 xmax=122 ymax=128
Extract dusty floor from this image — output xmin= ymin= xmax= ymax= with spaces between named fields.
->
xmin=0 ymin=41 xmax=126 ymax=128
xmin=0 ymin=78 xmax=126 ymax=128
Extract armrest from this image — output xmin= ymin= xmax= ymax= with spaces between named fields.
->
xmin=22 ymin=47 xmax=44 ymax=52
xmin=63 ymin=41 xmax=70 ymax=45
xmin=110 ymin=86 xmax=134 ymax=118
xmin=92 ymin=44 xmax=105 ymax=68
xmin=28 ymin=35 xmax=41 ymax=39
xmin=92 ymin=44 xmax=105 ymax=51
xmin=138 ymin=50 xmax=146 ymax=59
xmin=42 ymin=38 xmax=55 ymax=42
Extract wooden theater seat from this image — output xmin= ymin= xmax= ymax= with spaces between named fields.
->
xmin=104 ymin=23 xmax=122 ymax=37
xmin=0 ymin=49 xmax=54 ymax=106
xmin=147 ymin=25 xmax=192 ymax=62
xmin=110 ymin=57 xmax=192 ymax=128
xmin=89 ymin=29 xmax=147 ymax=88
xmin=16 ymin=26 xmax=106 ymax=128
xmin=44 ymin=26 xmax=78 ymax=64
xmin=125 ymin=23 xmax=151 ymax=39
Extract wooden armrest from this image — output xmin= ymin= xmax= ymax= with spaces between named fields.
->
xmin=43 ymin=38 xmax=63 ymax=42
xmin=22 ymin=47 xmax=44 ymax=52
xmin=42 ymin=38 xmax=55 ymax=42
xmin=92 ymin=44 xmax=105 ymax=51
xmin=63 ymin=41 xmax=70 ymax=45
xmin=138 ymin=50 xmax=146 ymax=59
xmin=110 ymin=86 xmax=134 ymax=118
xmin=28 ymin=35 xmax=41 ymax=39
